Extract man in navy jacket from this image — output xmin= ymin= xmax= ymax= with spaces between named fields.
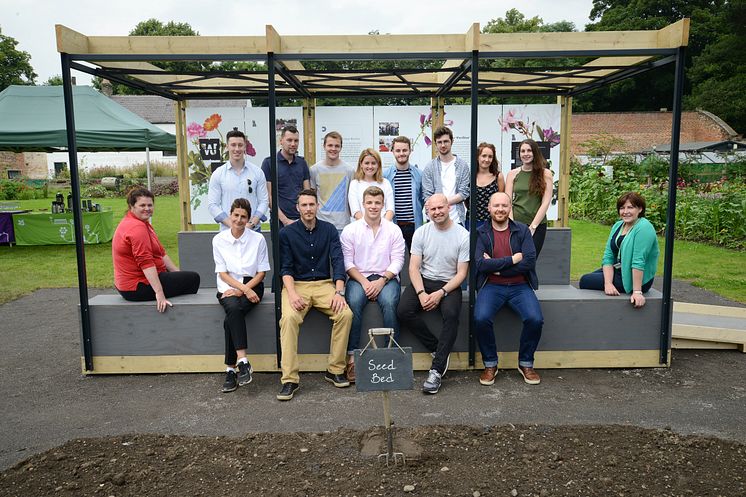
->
xmin=474 ymin=192 xmax=543 ymax=386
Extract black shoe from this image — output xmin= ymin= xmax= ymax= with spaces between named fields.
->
xmin=276 ymin=382 xmax=299 ymax=401
xmin=222 ymin=370 xmax=237 ymax=393
xmin=237 ymin=361 xmax=253 ymax=386
xmin=324 ymin=371 xmax=350 ymax=388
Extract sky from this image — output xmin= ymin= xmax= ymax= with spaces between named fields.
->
xmin=1 ymin=0 xmax=595 ymax=85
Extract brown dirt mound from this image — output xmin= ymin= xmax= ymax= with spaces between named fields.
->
xmin=2 ymin=424 xmax=744 ymax=497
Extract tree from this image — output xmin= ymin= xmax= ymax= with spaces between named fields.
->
xmin=477 ymin=9 xmax=577 ymax=105
xmin=686 ymin=0 xmax=746 ymax=133
xmin=43 ymin=75 xmax=63 ymax=86
xmin=578 ymin=0 xmax=730 ymax=115
xmin=0 ymin=27 xmax=37 ymax=91
xmin=93 ymin=19 xmax=206 ymax=95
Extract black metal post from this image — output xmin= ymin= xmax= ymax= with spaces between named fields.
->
xmin=467 ymin=50 xmax=479 ymax=367
xmin=61 ymin=53 xmax=93 ymax=371
xmin=659 ymin=46 xmax=686 ymax=364
xmin=268 ymin=53 xmax=283 ymax=369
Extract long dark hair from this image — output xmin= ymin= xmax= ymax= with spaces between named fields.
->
xmin=519 ymin=139 xmax=548 ymax=197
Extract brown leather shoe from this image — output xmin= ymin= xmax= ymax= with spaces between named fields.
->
xmin=479 ymin=366 xmax=497 ymax=386
xmin=518 ymin=366 xmax=541 ymax=385
xmin=345 ymin=358 xmax=356 ymax=383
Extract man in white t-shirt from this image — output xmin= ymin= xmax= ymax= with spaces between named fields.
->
xmin=309 ymin=131 xmax=355 ymax=230
xmin=421 ymin=126 xmax=470 ymax=225
xmin=397 ymin=193 xmax=470 ymax=394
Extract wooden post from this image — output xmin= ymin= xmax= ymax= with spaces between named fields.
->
xmin=174 ymin=100 xmax=193 ymax=231
xmin=303 ymin=98 xmax=316 ymax=164
xmin=557 ymin=95 xmax=572 ymax=228
xmin=430 ymin=97 xmax=445 ymax=159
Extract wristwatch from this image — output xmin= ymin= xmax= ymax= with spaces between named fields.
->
xmin=416 ymin=289 xmax=425 ymax=296
xmin=441 ymin=288 xmax=448 ymax=297
xmin=383 ymin=274 xmax=391 ymax=282
xmin=335 ymin=290 xmax=345 ymax=297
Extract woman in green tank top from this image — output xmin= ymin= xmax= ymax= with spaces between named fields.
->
xmin=505 ymin=139 xmax=554 ymax=256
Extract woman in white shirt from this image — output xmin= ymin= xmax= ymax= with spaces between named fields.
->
xmin=348 ymin=148 xmax=395 ymax=221
xmin=212 ymin=197 xmax=270 ymax=393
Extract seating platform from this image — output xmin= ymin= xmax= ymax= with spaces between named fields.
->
xmin=82 ymin=284 xmax=666 ymax=374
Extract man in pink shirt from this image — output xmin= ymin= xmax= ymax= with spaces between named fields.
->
xmin=340 ymin=186 xmax=406 ymax=382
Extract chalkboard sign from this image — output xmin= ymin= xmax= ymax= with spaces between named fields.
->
xmin=354 ymin=347 xmax=414 ymax=392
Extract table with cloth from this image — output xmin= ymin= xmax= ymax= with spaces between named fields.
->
xmin=12 ymin=210 xmax=114 ymax=245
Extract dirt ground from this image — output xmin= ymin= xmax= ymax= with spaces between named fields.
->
xmin=1 ymin=284 xmax=744 ymax=496
xmin=2 ymin=424 xmax=745 ymax=497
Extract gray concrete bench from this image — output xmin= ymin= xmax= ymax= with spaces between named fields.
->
xmin=82 ymin=285 xmax=666 ymax=374
xmin=178 ymin=227 xmax=572 ymax=289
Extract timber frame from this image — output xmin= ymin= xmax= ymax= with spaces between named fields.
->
xmin=56 ymin=20 xmax=690 ymax=371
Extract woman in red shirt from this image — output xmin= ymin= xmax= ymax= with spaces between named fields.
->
xmin=113 ymin=187 xmax=200 ymax=312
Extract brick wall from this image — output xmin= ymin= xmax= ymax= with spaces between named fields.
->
xmin=0 ymin=151 xmax=48 ymax=179
xmin=571 ymin=110 xmax=734 ymax=155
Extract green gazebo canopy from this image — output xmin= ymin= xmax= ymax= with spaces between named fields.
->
xmin=0 ymin=85 xmax=176 ymax=152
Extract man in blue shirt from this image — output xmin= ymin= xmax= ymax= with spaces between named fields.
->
xmin=261 ymin=125 xmax=310 ymax=226
xmin=277 ymin=188 xmax=353 ymax=401
xmin=208 ymin=129 xmax=268 ymax=231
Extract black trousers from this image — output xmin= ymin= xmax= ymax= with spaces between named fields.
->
xmin=118 ymin=271 xmax=200 ymax=301
xmin=397 ymin=222 xmax=415 ymax=252
xmin=397 ymin=277 xmax=462 ymax=374
xmin=218 ymin=280 xmax=264 ymax=366
xmin=532 ymin=223 xmax=548 ymax=258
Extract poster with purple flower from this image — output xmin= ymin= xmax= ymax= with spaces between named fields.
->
xmin=372 ymin=106 xmax=431 ymax=169
xmin=499 ymin=104 xmax=561 ymax=221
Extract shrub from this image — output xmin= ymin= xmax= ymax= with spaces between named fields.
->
xmin=0 ymin=180 xmax=47 ymax=201
xmin=152 ymin=180 xmax=179 ymax=196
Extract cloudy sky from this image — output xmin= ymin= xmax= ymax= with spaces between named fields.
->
xmin=2 ymin=0 xmax=595 ymax=85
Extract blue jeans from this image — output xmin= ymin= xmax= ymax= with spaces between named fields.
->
xmin=474 ymin=282 xmax=543 ymax=368
xmin=345 ymin=278 xmax=401 ymax=353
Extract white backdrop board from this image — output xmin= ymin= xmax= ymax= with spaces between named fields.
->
xmin=314 ymin=106 xmax=375 ymax=167
xmin=185 ymin=104 xmax=560 ymax=224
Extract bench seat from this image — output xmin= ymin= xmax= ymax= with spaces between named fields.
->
xmin=82 ymin=285 xmax=667 ymax=374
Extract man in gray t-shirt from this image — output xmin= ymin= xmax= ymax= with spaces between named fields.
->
xmin=397 ymin=193 xmax=469 ymax=395
xmin=309 ymin=131 xmax=355 ymax=230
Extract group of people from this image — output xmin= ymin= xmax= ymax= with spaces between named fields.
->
xmin=111 ymin=124 xmax=660 ymax=400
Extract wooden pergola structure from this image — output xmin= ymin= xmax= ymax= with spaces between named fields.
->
xmin=56 ymin=20 xmax=690 ymax=371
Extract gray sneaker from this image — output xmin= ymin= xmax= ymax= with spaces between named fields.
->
xmin=422 ymin=369 xmax=442 ymax=394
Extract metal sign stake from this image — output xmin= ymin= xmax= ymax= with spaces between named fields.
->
xmin=361 ymin=327 xmax=406 ymax=466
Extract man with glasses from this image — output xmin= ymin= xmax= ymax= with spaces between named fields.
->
xmin=421 ymin=126 xmax=470 ymax=227
xmin=208 ymin=128 xmax=269 ymax=232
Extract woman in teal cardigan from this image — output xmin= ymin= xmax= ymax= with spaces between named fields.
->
xmin=579 ymin=192 xmax=659 ymax=308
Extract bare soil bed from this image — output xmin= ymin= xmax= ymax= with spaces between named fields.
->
xmin=2 ymin=424 xmax=744 ymax=497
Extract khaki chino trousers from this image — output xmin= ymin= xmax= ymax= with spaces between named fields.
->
xmin=279 ymin=279 xmax=353 ymax=384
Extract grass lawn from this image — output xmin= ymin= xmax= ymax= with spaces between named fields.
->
xmin=1 ymin=196 xmax=744 ymax=304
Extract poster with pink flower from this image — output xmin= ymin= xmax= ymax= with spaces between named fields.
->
xmin=185 ymin=106 xmax=303 ymax=225
xmin=499 ymin=104 xmax=561 ymax=220
xmin=185 ymin=107 xmax=244 ymax=224
xmin=372 ymin=105 xmax=430 ymax=169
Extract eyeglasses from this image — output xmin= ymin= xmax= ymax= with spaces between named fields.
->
xmin=247 ymin=178 xmax=253 ymax=194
